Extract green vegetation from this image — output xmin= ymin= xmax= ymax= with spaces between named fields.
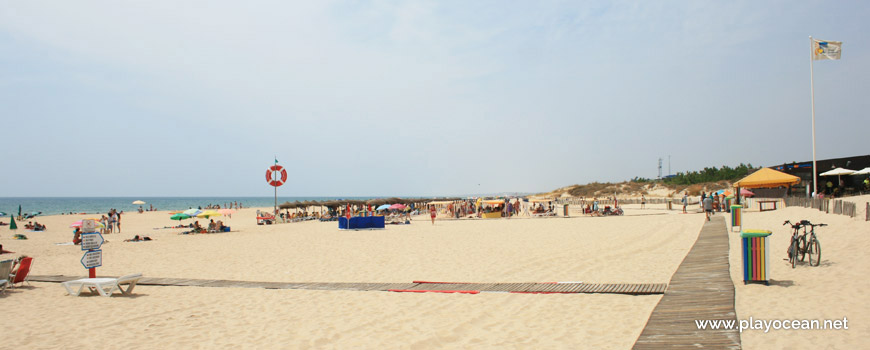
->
xmin=632 ymin=163 xmax=755 ymax=185
xmin=554 ymin=163 xmax=757 ymax=198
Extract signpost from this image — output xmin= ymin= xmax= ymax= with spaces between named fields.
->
xmin=81 ymin=232 xmax=104 ymax=251
xmin=81 ymin=249 xmax=102 ymax=269
xmin=80 ymin=219 xmax=103 ymax=277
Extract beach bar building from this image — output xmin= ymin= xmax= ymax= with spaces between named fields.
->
xmin=773 ymin=154 xmax=870 ymax=196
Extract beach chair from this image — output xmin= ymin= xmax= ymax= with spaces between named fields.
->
xmin=0 ymin=259 xmax=12 ymax=294
xmin=62 ymin=273 xmax=143 ymax=297
xmin=9 ymin=257 xmax=33 ymax=288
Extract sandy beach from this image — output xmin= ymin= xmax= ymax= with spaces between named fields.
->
xmin=2 ymin=200 xmax=868 ymax=349
xmin=2 ymin=206 xmax=699 ymax=349
xmin=729 ymin=197 xmax=870 ymax=349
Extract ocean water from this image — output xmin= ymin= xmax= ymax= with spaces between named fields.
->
xmin=0 ymin=197 xmax=373 ymax=216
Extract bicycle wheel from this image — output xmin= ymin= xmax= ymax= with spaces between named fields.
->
xmin=790 ymin=239 xmax=798 ymax=268
xmin=808 ymin=239 xmax=821 ymax=267
xmin=798 ymin=236 xmax=807 ymax=262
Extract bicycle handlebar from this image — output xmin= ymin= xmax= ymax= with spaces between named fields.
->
xmin=783 ymin=220 xmax=826 ymax=228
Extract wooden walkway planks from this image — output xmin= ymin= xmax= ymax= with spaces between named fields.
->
xmin=633 ymin=215 xmax=740 ymax=350
xmin=29 ymin=275 xmax=666 ymax=295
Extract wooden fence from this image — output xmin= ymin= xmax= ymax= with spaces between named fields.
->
xmin=783 ymin=196 xmax=861 ymax=219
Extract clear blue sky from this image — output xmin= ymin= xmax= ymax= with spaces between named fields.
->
xmin=1 ymin=1 xmax=868 ymax=197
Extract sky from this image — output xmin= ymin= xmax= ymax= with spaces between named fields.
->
xmin=1 ymin=1 xmax=869 ymax=197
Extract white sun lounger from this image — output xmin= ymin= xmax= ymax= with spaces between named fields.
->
xmin=62 ymin=273 xmax=143 ymax=297
xmin=0 ymin=260 xmax=13 ymax=294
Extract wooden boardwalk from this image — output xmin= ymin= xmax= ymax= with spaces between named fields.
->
xmin=633 ymin=215 xmax=740 ymax=349
xmin=29 ymin=275 xmax=666 ymax=295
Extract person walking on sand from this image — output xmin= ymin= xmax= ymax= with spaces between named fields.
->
xmin=640 ymin=195 xmax=646 ymax=209
xmin=429 ymin=205 xmax=437 ymax=225
xmin=703 ymin=195 xmax=713 ymax=221
xmin=681 ymin=192 xmax=688 ymax=213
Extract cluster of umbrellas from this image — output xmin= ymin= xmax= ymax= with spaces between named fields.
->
xmin=375 ymin=203 xmax=407 ymax=211
xmin=714 ymin=189 xmax=755 ymax=197
xmin=819 ymin=167 xmax=870 ymax=183
xmin=277 ymin=197 xmax=441 ymax=211
xmin=170 ymin=208 xmax=235 ymax=221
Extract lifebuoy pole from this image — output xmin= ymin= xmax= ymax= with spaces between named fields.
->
xmin=274 ymin=157 xmax=278 ymax=217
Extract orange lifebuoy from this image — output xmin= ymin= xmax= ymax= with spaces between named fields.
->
xmin=266 ymin=165 xmax=288 ymax=187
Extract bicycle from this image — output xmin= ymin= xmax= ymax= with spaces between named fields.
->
xmin=799 ymin=220 xmax=825 ymax=267
xmin=783 ymin=220 xmax=804 ymax=268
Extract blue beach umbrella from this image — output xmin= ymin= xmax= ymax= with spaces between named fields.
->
xmin=0 ymin=212 xmax=6 ymax=216
xmin=376 ymin=204 xmax=391 ymax=211
xmin=183 ymin=209 xmax=202 ymax=216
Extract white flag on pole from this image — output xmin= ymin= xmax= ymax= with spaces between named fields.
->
xmin=812 ymin=39 xmax=842 ymax=60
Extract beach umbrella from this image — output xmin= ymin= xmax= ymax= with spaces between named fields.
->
xmin=170 ymin=213 xmax=191 ymax=220
xmin=132 ymin=200 xmax=146 ymax=205
xmin=389 ymin=204 xmax=406 ymax=210
xmin=851 ymin=167 xmax=870 ymax=175
xmin=278 ymin=201 xmax=295 ymax=209
xmin=217 ymin=209 xmax=235 ymax=216
xmin=197 ymin=210 xmax=221 ymax=218
xmin=9 ymin=216 xmax=17 ymax=230
xmin=376 ymin=204 xmax=391 ymax=211
xmin=70 ymin=220 xmax=106 ymax=228
xmin=820 ymin=167 xmax=855 ymax=176
xmin=183 ymin=209 xmax=201 ymax=216
xmin=0 ymin=212 xmax=6 ymax=216
xmin=740 ymin=189 xmax=755 ymax=197
xmin=820 ymin=167 xmax=855 ymax=185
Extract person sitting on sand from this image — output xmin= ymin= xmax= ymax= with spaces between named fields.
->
xmin=10 ymin=255 xmax=29 ymax=275
xmin=208 ymin=219 xmax=217 ymax=232
xmin=216 ymin=220 xmax=226 ymax=231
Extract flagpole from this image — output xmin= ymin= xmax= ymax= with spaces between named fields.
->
xmin=809 ymin=36 xmax=818 ymax=197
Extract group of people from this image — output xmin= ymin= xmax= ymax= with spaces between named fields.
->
xmin=182 ymin=219 xmax=227 ymax=234
xmin=100 ymin=209 xmax=122 ymax=234
xmin=201 ymin=202 xmax=243 ymax=210
xmin=137 ymin=204 xmax=158 ymax=213
xmin=279 ymin=211 xmax=322 ymax=222
xmin=24 ymin=221 xmax=46 ymax=231
xmin=700 ymin=191 xmax=730 ymax=220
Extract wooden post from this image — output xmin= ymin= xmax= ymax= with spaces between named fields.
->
xmin=866 ymin=202 xmax=869 ymax=221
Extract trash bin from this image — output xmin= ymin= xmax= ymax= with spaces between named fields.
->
xmin=666 ymin=200 xmax=672 ymax=210
xmin=730 ymin=205 xmax=742 ymax=232
xmin=563 ymin=204 xmax=569 ymax=217
xmin=741 ymin=229 xmax=771 ymax=285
